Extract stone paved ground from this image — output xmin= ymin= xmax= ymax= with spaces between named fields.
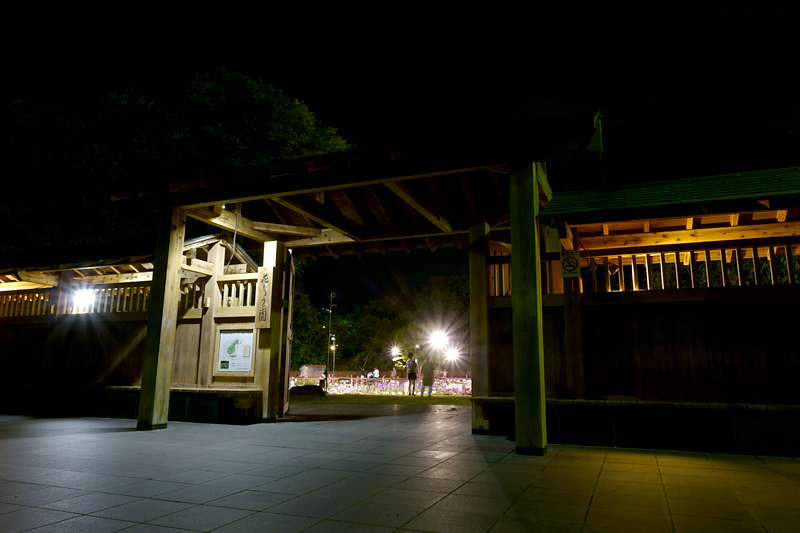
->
xmin=1 ymin=404 xmax=799 ymax=532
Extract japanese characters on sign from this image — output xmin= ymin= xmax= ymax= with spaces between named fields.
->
xmin=255 ymin=266 xmax=273 ymax=329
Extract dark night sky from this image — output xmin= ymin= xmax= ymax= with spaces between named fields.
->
xmin=5 ymin=5 xmax=798 ymax=312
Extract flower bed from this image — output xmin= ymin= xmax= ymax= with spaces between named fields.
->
xmin=289 ymin=377 xmax=471 ymax=396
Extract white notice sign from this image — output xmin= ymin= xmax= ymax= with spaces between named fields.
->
xmin=217 ymin=331 xmax=254 ymax=372
xmin=560 ymin=250 xmax=581 ymax=278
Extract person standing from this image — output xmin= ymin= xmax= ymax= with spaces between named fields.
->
xmin=406 ymin=354 xmax=418 ymax=395
xmin=391 ymin=366 xmax=397 ymax=379
xmin=420 ymin=357 xmax=434 ymax=397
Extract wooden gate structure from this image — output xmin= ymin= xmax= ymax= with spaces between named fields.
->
xmin=2 ymin=102 xmax=798 ymax=455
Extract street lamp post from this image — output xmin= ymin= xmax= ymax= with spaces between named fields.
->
xmin=324 ymin=291 xmax=335 ymax=390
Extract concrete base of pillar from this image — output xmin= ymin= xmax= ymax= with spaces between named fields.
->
xmin=136 ymin=422 xmax=168 ymax=431
xmin=516 ymin=445 xmax=547 ymax=456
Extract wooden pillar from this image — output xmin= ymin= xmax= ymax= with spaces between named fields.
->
xmin=564 ymin=276 xmax=585 ymax=399
xmin=257 ymin=240 xmax=285 ymax=420
xmin=510 ymin=162 xmax=547 ymax=455
xmin=197 ymin=242 xmax=224 ymax=388
xmin=137 ymin=207 xmax=185 ymax=430
xmin=470 ymin=223 xmax=490 ymax=432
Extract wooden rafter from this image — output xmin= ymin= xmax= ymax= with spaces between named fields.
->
xmin=272 ymin=196 xmax=364 ymax=240
xmin=328 ymin=190 xmax=365 ymax=225
xmin=425 ymin=237 xmax=437 ymax=252
xmin=459 ymin=174 xmax=475 ymax=212
xmin=284 ymin=229 xmax=355 ymax=247
xmin=384 ymin=181 xmax=452 ymax=233
xmin=263 ymin=199 xmax=290 ymax=225
xmin=452 ymin=234 xmax=463 ymax=250
xmin=730 ymin=214 xmax=739 ymax=226
xmin=490 ymin=170 xmax=503 ymax=196
xmin=361 ymin=185 xmax=392 ymax=225
xmin=325 ymin=245 xmax=339 ymax=260
xmin=251 ymin=222 xmax=322 ymax=236
xmin=399 ymin=239 xmax=411 ymax=254
xmin=373 ymin=241 xmax=386 ymax=257
xmin=185 ymin=207 xmax=275 ymax=243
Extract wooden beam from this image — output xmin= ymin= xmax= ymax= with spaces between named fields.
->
xmin=659 ymin=252 xmax=666 ymax=289
xmin=558 ymin=223 xmax=574 ymax=251
xmin=459 ymin=174 xmax=476 ymax=212
xmin=185 ymin=207 xmax=275 ymax=242
xmin=325 ymin=245 xmax=339 ymax=260
xmin=385 ymin=181 xmax=452 ymax=233
xmin=284 ymin=229 xmax=354 ymax=247
xmin=578 ymin=222 xmax=800 ymax=250
xmin=719 ymin=248 xmax=728 ymax=287
xmin=618 ymin=255 xmax=625 ymax=291
xmin=251 ymin=222 xmax=322 ymax=236
xmin=452 ymin=234 xmax=463 ymax=250
xmin=703 ymin=250 xmax=712 ymax=287
xmin=490 ymin=170 xmax=503 ymax=197
xmin=137 ymin=207 xmax=185 ymax=430
xmin=602 ymin=224 xmax=609 ymax=236
xmin=767 ymin=245 xmax=776 ymax=284
xmin=674 ymin=252 xmax=682 ymax=288
xmin=399 ymin=239 xmax=411 ymax=254
xmin=644 ymin=221 xmax=650 ymax=233
xmin=735 ymin=249 xmax=744 ymax=286
xmin=373 ymin=241 xmax=386 ymax=256
xmin=122 ymin=151 xmax=508 ymax=210
xmin=74 ymin=272 xmax=154 ymax=284
xmin=361 ymin=185 xmax=392 ymax=225
xmin=328 ymin=190 xmax=365 ymax=225
xmin=424 ymin=237 xmax=437 ymax=252
xmin=272 ymin=196 xmax=363 ymax=240
xmin=730 ymin=213 xmax=739 ymax=227
xmin=631 ymin=255 xmax=639 ymax=290
xmin=180 ymin=257 xmax=214 ymax=276
xmin=689 ymin=251 xmax=698 ymax=288
xmin=686 ymin=217 xmax=694 ymax=230
xmin=751 ymin=247 xmax=759 ymax=285
xmin=645 ymin=254 xmax=653 ymax=290
xmin=16 ymin=271 xmax=59 ymax=287
xmin=786 ymin=244 xmax=796 ymax=284
xmin=777 ymin=210 xmax=788 ymax=223
xmin=263 ymin=199 xmax=290 ymax=225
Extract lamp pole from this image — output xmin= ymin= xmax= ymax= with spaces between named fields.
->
xmin=324 ymin=291 xmax=335 ymax=390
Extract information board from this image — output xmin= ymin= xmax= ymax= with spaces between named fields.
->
xmin=217 ymin=330 xmax=254 ymax=372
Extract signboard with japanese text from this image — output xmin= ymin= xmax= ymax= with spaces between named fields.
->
xmin=255 ymin=266 xmax=273 ymax=329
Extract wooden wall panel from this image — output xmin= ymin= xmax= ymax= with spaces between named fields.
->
xmin=580 ymin=299 xmax=800 ymax=404
xmin=172 ymin=322 xmax=201 ymax=386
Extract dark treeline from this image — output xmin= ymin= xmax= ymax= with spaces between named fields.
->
xmin=290 ymin=267 xmax=469 ymax=373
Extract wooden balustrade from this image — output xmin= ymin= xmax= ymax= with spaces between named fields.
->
xmin=217 ymin=273 xmax=258 ymax=308
xmin=68 ymin=283 xmax=153 ymax=314
xmin=487 ymin=242 xmax=799 ymax=296
xmin=0 ymin=289 xmax=54 ymax=318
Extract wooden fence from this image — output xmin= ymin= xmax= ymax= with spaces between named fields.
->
xmin=0 ymin=289 xmax=54 ymax=317
xmin=218 ymin=274 xmax=257 ymax=308
xmin=488 ymin=242 xmax=799 ymax=296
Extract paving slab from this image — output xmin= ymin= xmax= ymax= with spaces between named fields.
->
xmin=1 ymin=405 xmax=799 ymax=532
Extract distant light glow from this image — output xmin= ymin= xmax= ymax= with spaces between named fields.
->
xmin=446 ymin=347 xmax=459 ymax=362
xmin=391 ymin=346 xmax=400 ymax=357
xmin=74 ymin=289 xmax=93 ymax=310
xmin=430 ymin=331 xmax=447 ymax=349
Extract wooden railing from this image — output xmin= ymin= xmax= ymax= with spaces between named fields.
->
xmin=0 ymin=289 xmax=54 ymax=317
xmin=218 ymin=273 xmax=258 ymax=308
xmin=68 ymin=283 xmax=153 ymax=314
xmin=487 ymin=242 xmax=799 ymax=296
xmin=583 ymin=244 xmax=797 ymax=292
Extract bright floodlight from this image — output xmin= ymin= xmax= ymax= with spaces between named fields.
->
xmin=391 ymin=346 xmax=400 ymax=357
xmin=446 ymin=347 xmax=459 ymax=362
xmin=73 ymin=289 xmax=93 ymax=310
xmin=430 ymin=331 xmax=447 ymax=349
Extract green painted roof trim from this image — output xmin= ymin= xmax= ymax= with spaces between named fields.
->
xmin=540 ymin=166 xmax=800 ymax=218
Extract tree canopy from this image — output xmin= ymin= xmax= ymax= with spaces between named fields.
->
xmin=2 ymin=69 xmax=352 ymax=254
xmin=289 ymin=273 xmax=470 ymax=372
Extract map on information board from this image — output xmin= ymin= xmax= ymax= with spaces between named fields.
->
xmin=217 ymin=331 xmax=253 ymax=372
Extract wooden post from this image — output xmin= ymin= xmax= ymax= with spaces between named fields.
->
xmin=659 ymin=252 xmax=666 ymax=289
xmin=618 ymin=256 xmax=625 ymax=291
xmin=645 ymin=254 xmax=653 ymax=290
xmin=751 ymin=247 xmax=759 ymax=285
xmin=703 ymin=250 xmax=712 ymax=287
xmin=719 ymin=249 xmax=728 ymax=287
xmin=766 ymin=246 xmax=776 ymax=284
xmin=197 ymin=242 xmax=224 ymax=388
xmin=137 ymin=207 xmax=186 ymax=430
xmin=564 ymin=276 xmax=585 ymax=399
xmin=689 ymin=251 xmax=698 ymax=288
xmin=735 ymin=249 xmax=744 ymax=286
xmin=510 ymin=162 xmax=547 ymax=455
xmin=604 ymin=257 xmax=611 ymax=292
xmin=257 ymin=240 xmax=285 ymax=420
xmin=470 ymin=223 xmax=491 ymax=432
xmin=787 ymin=245 xmax=795 ymax=284
xmin=674 ymin=252 xmax=683 ymax=288
xmin=631 ymin=255 xmax=639 ymax=290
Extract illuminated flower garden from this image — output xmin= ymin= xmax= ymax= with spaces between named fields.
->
xmin=290 ymin=377 xmax=471 ymax=396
